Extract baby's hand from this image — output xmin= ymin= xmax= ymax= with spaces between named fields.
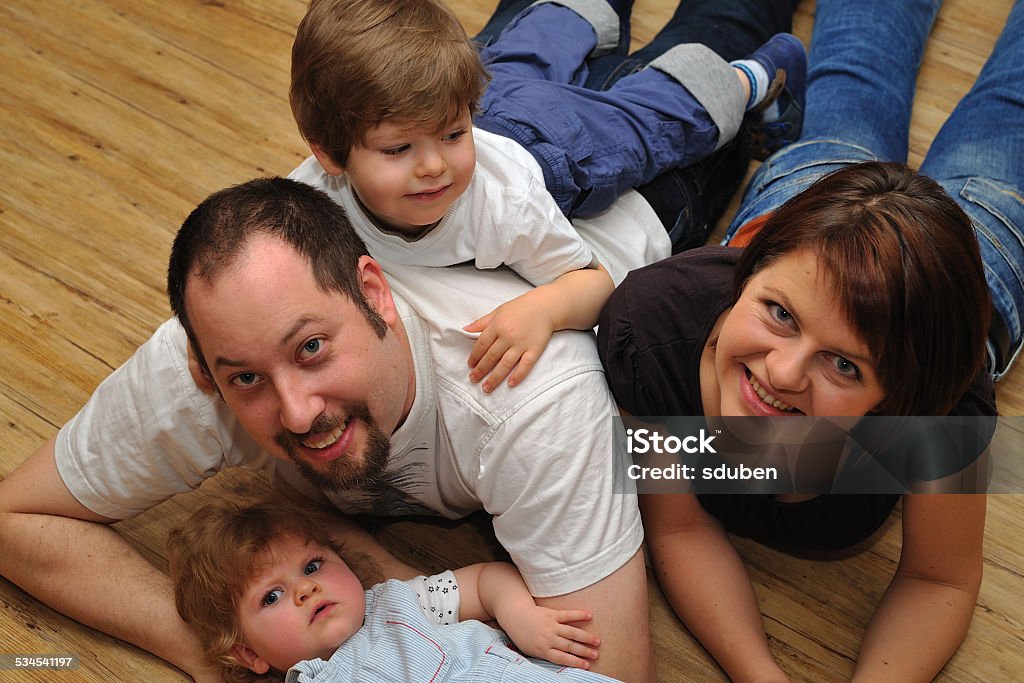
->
xmin=502 ymin=607 xmax=600 ymax=670
xmin=463 ymin=296 xmax=554 ymax=392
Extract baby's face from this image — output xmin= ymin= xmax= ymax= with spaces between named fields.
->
xmin=236 ymin=535 xmax=365 ymax=672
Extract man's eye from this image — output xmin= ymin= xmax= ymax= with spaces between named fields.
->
xmin=299 ymin=339 xmax=323 ymax=360
xmin=231 ymin=372 xmax=261 ymax=387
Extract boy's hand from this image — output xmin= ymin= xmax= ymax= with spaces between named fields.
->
xmin=502 ymin=606 xmax=601 ymax=670
xmin=464 ymin=296 xmax=554 ymax=392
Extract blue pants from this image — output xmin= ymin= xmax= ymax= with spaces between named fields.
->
xmin=725 ymin=0 xmax=1024 ymax=379
xmin=476 ymin=1 xmax=742 ymax=218
xmin=474 ymin=0 xmax=797 ymax=249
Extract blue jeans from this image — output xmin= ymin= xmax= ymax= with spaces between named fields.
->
xmin=476 ymin=2 xmax=739 ymax=218
xmin=474 ymin=0 xmax=797 ymax=250
xmin=724 ymin=0 xmax=1024 ymax=379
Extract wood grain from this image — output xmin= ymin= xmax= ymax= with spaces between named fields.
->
xmin=1 ymin=1 xmax=1020 ymax=680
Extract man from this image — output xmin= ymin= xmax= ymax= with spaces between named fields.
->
xmin=0 ymin=177 xmax=662 ymax=682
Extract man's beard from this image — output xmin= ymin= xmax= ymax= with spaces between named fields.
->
xmin=274 ymin=403 xmax=391 ymax=494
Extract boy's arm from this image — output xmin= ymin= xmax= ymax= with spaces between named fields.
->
xmin=464 ymin=263 xmax=614 ymax=392
xmin=453 ymin=562 xmax=601 ymax=669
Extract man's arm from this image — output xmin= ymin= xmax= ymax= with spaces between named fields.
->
xmin=0 ymin=438 xmax=421 ymax=682
xmin=0 ymin=438 xmax=222 ymax=681
xmin=536 ymin=548 xmax=654 ymax=683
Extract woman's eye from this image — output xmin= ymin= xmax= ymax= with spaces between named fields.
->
xmin=767 ymin=302 xmax=792 ymax=324
xmin=304 ymin=559 xmax=323 ymax=575
xmin=231 ymin=372 xmax=261 ymax=388
xmin=829 ymin=353 xmax=860 ymax=379
xmin=261 ymin=589 xmax=283 ymax=607
xmin=299 ymin=339 xmax=323 ymax=360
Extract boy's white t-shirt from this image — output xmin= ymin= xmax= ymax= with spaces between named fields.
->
xmin=289 ymin=127 xmax=670 ymax=286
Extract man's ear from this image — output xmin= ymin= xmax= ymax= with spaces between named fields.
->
xmin=229 ymin=643 xmax=271 ymax=675
xmin=357 ymin=255 xmax=399 ymax=328
xmin=310 ymin=143 xmax=345 ymax=177
xmin=186 ymin=341 xmax=218 ymax=395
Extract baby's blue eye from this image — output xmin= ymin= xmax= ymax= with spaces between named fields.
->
xmin=304 ymin=559 xmax=323 ymax=575
xmin=261 ymin=589 xmax=283 ymax=607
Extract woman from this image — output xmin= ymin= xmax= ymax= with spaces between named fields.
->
xmin=598 ymin=0 xmax=1024 ymax=679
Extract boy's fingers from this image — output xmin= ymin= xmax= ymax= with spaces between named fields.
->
xmin=506 ymin=350 xmax=538 ymax=388
xmin=463 ymin=311 xmax=494 ymax=333
xmin=468 ymin=325 xmax=504 ymax=369
xmin=482 ymin=350 xmax=520 ymax=392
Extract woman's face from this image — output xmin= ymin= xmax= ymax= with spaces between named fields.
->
xmin=709 ymin=248 xmax=886 ymax=418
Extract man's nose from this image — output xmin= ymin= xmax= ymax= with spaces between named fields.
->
xmin=277 ymin=376 xmax=326 ymax=435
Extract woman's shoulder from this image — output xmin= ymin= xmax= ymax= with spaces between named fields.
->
xmin=604 ymin=246 xmax=740 ymax=337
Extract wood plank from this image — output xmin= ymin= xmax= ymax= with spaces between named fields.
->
xmin=0 ymin=0 xmax=1021 ymax=681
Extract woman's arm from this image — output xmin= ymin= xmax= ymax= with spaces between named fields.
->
xmin=852 ymin=494 xmax=986 ymax=681
xmin=642 ymin=493 xmax=788 ymax=683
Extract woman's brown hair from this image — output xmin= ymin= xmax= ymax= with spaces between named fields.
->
xmin=733 ymin=161 xmax=990 ymax=415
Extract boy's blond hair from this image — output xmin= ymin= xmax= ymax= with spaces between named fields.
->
xmin=168 ymin=496 xmax=380 ymax=683
xmin=290 ymin=0 xmax=489 ymax=166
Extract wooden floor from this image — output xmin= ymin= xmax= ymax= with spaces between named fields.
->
xmin=1 ymin=0 xmax=1021 ymax=680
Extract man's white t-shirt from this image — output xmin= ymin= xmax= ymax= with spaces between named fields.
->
xmin=54 ymin=129 xmax=669 ymax=596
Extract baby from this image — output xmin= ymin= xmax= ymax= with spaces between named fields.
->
xmin=169 ymin=497 xmax=623 ymax=681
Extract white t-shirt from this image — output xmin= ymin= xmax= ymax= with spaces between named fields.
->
xmin=54 ymin=131 xmax=669 ymax=597
xmin=289 ymin=127 xmax=669 ymax=286
xmin=55 ymin=271 xmax=642 ymax=596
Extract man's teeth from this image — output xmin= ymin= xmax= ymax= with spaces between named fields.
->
xmin=748 ymin=375 xmax=795 ymax=412
xmin=303 ymin=421 xmax=347 ymax=449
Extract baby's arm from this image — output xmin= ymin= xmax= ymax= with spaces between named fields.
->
xmin=453 ymin=562 xmax=601 ymax=670
xmin=464 ymin=263 xmax=614 ymax=392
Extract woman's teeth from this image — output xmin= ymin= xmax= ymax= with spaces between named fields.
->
xmin=748 ymin=375 xmax=795 ymax=412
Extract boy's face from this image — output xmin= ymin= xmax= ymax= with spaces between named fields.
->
xmin=234 ymin=535 xmax=366 ymax=673
xmin=341 ymin=107 xmax=476 ymax=235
